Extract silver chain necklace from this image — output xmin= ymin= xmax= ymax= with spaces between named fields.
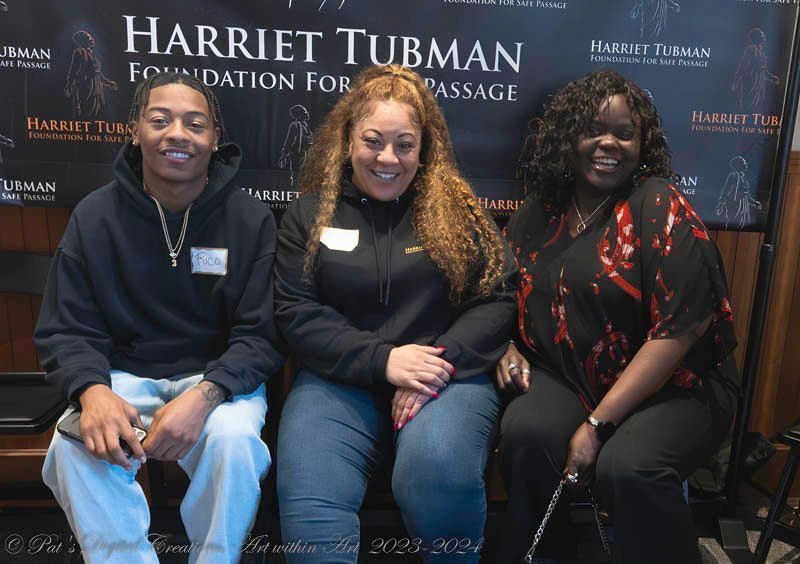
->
xmin=144 ymin=181 xmax=192 ymax=268
xmin=572 ymin=195 xmax=612 ymax=234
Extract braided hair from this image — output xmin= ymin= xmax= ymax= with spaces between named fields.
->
xmin=127 ymin=72 xmax=226 ymax=171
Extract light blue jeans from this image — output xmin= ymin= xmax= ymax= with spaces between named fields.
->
xmin=42 ymin=370 xmax=269 ymax=564
xmin=276 ymin=370 xmax=501 ymax=563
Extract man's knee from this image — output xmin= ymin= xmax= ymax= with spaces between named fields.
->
xmin=203 ymin=426 xmax=270 ymax=471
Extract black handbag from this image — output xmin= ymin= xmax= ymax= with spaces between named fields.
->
xmin=524 ymin=476 xmax=611 ymax=563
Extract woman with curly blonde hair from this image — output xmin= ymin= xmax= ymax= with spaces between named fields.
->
xmin=275 ymin=64 xmax=517 ymax=562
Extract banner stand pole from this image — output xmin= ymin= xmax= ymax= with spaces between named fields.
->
xmin=719 ymin=6 xmax=800 ymax=559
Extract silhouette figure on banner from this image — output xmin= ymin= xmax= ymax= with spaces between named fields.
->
xmin=631 ymin=0 xmax=680 ymax=40
xmin=731 ymin=28 xmax=780 ymax=112
xmin=287 ymin=0 xmax=346 ymax=10
xmin=0 ymin=132 xmax=14 ymax=165
xmin=64 ymin=31 xmax=117 ymax=119
xmin=278 ymin=104 xmax=312 ymax=184
xmin=715 ymin=155 xmax=762 ymax=230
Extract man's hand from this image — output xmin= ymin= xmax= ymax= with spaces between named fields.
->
xmin=144 ymin=381 xmax=226 ymax=461
xmin=78 ymin=384 xmax=146 ymax=470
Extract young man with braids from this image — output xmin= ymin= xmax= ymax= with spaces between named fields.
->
xmin=35 ymin=72 xmax=283 ymax=563
xmin=274 ymin=64 xmax=517 ymax=562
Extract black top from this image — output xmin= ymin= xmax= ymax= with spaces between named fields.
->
xmin=34 ymin=141 xmax=285 ymax=401
xmin=275 ymin=181 xmax=518 ymax=387
xmin=505 ymin=177 xmax=737 ymax=409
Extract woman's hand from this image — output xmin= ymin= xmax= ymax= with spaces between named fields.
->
xmin=563 ymin=422 xmax=602 ymax=486
xmin=391 ymin=387 xmax=434 ymax=430
xmin=495 ymin=341 xmax=531 ymax=393
xmin=386 ymin=345 xmax=453 ymax=396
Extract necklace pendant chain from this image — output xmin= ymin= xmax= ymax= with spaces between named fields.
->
xmin=145 ymin=181 xmax=192 ymax=269
xmin=572 ymin=195 xmax=612 ymax=235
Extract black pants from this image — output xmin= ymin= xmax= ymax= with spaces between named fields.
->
xmin=496 ymin=368 xmax=735 ymax=564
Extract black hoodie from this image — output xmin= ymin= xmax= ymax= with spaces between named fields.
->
xmin=275 ymin=181 xmax=518 ymax=387
xmin=35 ymin=142 xmax=284 ymax=401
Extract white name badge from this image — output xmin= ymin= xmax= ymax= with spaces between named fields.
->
xmin=191 ymin=247 xmax=228 ymax=275
xmin=320 ymin=227 xmax=359 ymax=252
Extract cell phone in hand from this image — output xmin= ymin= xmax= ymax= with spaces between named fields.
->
xmin=57 ymin=410 xmax=147 ymax=456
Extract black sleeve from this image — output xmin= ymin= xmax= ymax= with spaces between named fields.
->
xmin=436 ymin=226 xmax=519 ymax=380
xmin=34 ymin=218 xmax=113 ymax=402
xmin=274 ymin=199 xmax=393 ymax=386
xmin=203 ymin=210 xmax=286 ymax=397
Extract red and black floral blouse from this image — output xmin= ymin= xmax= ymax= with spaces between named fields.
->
xmin=505 ymin=177 xmax=737 ymax=410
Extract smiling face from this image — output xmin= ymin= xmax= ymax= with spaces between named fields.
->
xmin=130 ymin=83 xmax=220 ymax=196
xmin=349 ymin=100 xmax=421 ymax=202
xmin=570 ymin=94 xmax=641 ymax=198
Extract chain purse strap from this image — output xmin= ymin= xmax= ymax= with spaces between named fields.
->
xmin=523 ymin=479 xmax=610 ymax=563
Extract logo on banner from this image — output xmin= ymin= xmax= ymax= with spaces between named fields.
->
xmin=676 ymin=175 xmax=699 ymax=196
xmin=241 ymin=187 xmax=301 ymax=211
xmin=0 ymin=132 xmax=14 ymax=165
xmin=713 ymin=156 xmax=761 ymax=230
xmin=122 ymin=16 xmax=524 ymax=103
xmin=0 ymin=44 xmax=52 ymax=70
xmin=476 ymin=196 xmax=524 ymax=216
xmin=689 ymin=110 xmax=781 ymax=135
xmin=278 ymin=104 xmax=313 ymax=185
xmin=442 ymin=0 xmax=568 ymax=10
xmin=589 ymin=39 xmax=711 ymax=68
xmin=25 ymin=117 xmax=129 ymax=144
xmin=730 ymin=28 xmax=781 ymax=113
xmin=64 ymin=31 xmax=119 ymax=119
xmin=287 ymin=0 xmax=347 ymax=9
xmin=630 ymin=0 xmax=681 ymax=39
xmin=1 ymin=177 xmax=57 ymax=203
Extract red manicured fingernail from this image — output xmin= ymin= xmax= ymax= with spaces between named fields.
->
xmin=453 ymin=368 xmax=457 ymax=377
xmin=436 ymin=346 xmax=447 ymax=351
xmin=408 ymin=413 xmax=414 ymax=421
xmin=433 ymin=392 xmax=439 ymax=399
xmin=397 ymin=422 xmax=403 ymax=430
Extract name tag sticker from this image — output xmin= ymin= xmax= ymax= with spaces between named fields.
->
xmin=320 ymin=227 xmax=359 ymax=252
xmin=191 ymin=247 xmax=228 ymax=275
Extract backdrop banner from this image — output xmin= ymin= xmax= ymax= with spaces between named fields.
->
xmin=0 ymin=0 xmax=797 ymax=230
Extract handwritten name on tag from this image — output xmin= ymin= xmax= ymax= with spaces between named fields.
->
xmin=320 ymin=227 xmax=359 ymax=252
xmin=191 ymin=247 xmax=228 ymax=275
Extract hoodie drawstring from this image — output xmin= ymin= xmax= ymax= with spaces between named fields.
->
xmin=362 ymin=197 xmax=395 ymax=306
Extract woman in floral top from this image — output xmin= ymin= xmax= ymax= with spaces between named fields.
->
xmin=495 ymin=71 xmax=738 ymax=564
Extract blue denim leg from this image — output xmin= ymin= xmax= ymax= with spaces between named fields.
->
xmin=392 ymin=374 xmax=501 ymax=563
xmin=276 ymin=370 xmax=392 ymax=563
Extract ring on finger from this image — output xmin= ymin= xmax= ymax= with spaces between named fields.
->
xmin=522 ymin=368 xmax=531 ymax=374
xmin=566 ymin=472 xmax=579 ymax=484
xmin=507 ymin=362 xmax=518 ymax=372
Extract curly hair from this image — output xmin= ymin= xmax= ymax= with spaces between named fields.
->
xmin=300 ymin=64 xmax=507 ymax=300
xmin=519 ymin=70 xmax=677 ymax=208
